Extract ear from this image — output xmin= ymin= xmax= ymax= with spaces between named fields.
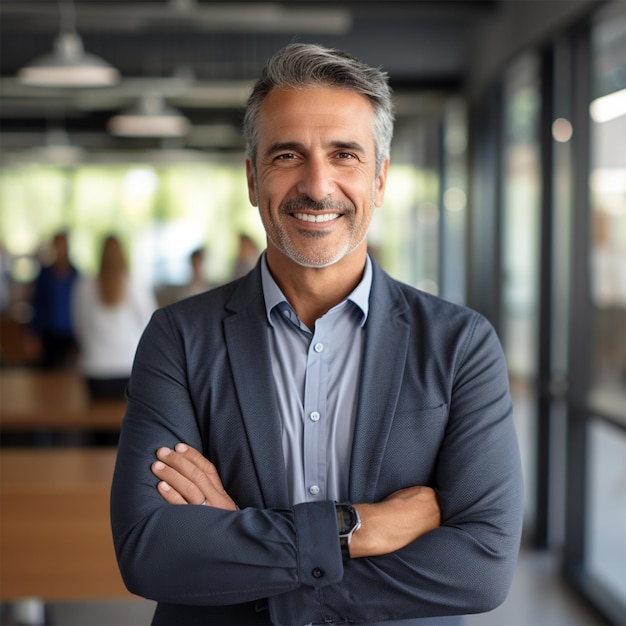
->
xmin=246 ymin=160 xmax=258 ymax=206
xmin=374 ymin=158 xmax=389 ymax=207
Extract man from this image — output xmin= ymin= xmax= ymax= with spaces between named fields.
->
xmin=26 ymin=231 xmax=79 ymax=368
xmin=111 ymin=43 xmax=523 ymax=625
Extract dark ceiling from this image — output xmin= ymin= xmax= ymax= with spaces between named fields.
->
xmin=0 ymin=1 xmax=499 ymax=159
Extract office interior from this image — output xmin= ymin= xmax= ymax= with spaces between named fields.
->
xmin=0 ymin=1 xmax=624 ymax=625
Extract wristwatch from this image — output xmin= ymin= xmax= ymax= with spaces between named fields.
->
xmin=335 ymin=502 xmax=361 ymax=560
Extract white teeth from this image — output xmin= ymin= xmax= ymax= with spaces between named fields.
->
xmin=293 ymin=212 xmax=340 ymax=223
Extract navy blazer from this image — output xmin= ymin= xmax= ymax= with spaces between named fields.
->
xmin=111 ymin=258 xmax=524 ymax=625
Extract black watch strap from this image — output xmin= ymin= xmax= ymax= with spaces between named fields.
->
xmin=339 ymin=536 xmax=351 ymax=560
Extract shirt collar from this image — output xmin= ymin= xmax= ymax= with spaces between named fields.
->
xmin=261 ymin=252 xmax=372 ymax=328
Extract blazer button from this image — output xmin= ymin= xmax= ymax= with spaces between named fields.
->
xmin=312 ymin=567 xmax=324 ymax=579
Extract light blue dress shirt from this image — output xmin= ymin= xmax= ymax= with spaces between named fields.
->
xmin=261 ymin=253 xmax=372 ymax=505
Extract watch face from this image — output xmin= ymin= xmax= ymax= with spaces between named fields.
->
xmin=336 ymin=504 xmax=357 ymax=535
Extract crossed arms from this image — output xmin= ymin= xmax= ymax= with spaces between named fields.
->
xmin=152 ymin=442 xmax=442 ymax=559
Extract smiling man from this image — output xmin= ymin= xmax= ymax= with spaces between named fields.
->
xmin=249 ymin=84 xmax=388 ymax=329
xmin=111 ymin=43 xmax=524 ymax=626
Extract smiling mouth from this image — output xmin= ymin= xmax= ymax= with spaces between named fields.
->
xmin=292 ymin=212 xmax=341 ymax=223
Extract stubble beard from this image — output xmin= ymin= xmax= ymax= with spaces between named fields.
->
xmin=263 ymin=196 xmax=372 ymax=269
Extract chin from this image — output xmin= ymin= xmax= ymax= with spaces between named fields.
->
xmin=287 ymin=245 xmax=360 ymax=269
xmin=268 ymin=232 xmax=366 ymax=269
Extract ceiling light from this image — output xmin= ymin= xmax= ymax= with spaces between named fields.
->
xmin=108 ymin=95 xmax=190 ymax=137
xmin=17 ymin=32 xmax=119 ymax=88
xmin=15 ymin=128 xmax=85 ymax=165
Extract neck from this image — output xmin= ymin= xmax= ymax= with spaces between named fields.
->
xmin=266 ymin=245 xmax=367 ymax=330
xmin=53 ymin=259 xmax=71 ymax=276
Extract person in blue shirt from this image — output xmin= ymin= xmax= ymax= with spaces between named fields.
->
xmin=111 ymin=43 xmax=523 ymax=626
xmin=27 ymin=231 xmax=78 ymax=368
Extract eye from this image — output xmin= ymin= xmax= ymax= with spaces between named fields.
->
xmin=335 ymin=152 xmax=358 ymax=160
xmin=274 ymin=153 xmax=298 ymax=161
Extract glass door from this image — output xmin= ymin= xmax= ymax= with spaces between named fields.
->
xmin=564 ymin=3 xmax=626 ymax=623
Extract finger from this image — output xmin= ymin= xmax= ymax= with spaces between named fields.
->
xmin=173 ymin=443 xmax=230 ymax=496
xmin=156 ymin=445 xmax=228 ymax=499
xmin=151 ymin=458 xmax=206 ymax=505
xmin=156 ymin=479 xmax=190 ymax=505
xmin=154 ymin=447 xmax=237 ymax=509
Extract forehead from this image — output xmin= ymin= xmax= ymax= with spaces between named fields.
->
xmin=257 ymin=86 xmax=376 ymax=147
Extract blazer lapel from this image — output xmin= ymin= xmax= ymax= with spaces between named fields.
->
xmin=223 ymin=271 xmax=290 ymax=509
xmin=349 ymin=266 xmax=411 ymax=503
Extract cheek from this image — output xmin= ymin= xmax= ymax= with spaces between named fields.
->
xmin=255 ymin=171 xmax=291 ymax=204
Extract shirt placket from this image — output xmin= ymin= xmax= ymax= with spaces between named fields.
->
xmin=302 ymin=321 xmax=329 ymax=501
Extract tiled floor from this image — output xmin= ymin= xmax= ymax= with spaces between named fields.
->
xmin=0 ymin=544 xmax=608 ymax=626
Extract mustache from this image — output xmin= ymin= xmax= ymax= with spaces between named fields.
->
xmin=280 ymin=196 xmax=355 ymax=213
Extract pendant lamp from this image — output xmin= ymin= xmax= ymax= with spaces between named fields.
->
xmin=17 ymin=1 xmax=119 ymax=87
xmin=108 ymin=94 xmax=190 ymax=138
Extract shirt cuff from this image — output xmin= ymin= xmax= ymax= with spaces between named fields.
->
xmin=293 ymin=500 xmax=344 ymax=587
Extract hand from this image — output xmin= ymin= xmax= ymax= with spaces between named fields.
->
xmin=350 ymin=486 xmax=441 ymax=558
xmin=151 ymin=443 xmax=238 ymax=511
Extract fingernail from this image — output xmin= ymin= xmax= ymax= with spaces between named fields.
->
xmin=154 ymin=461 xmax=165 ymax=470
xmin=158 ymin=447 xmax=172 ymax=457
xmin=175 ymin=443 xmax=188 ymax=452
xmin=160 ymin=481 xmax=171 ymax=491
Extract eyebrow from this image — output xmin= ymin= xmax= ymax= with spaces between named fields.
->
xmin=264 ymin=142 xmax=304 ymax=157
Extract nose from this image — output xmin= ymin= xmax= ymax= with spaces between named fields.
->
xmin=295 ymin=156 xmax=335 ymax=201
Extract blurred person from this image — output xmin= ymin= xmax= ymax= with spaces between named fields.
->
xmin=72 ymin=235 xmax=156 ymax=400
xmin=111 ymin=44 xmax=523 ymax=625
xmin=177 ymin=247 xmax=211 ymax=300
xmin=233 ymin=232 xmax=260 ymax=278
xmin=26 ymin=231 xmax=79 ymax=368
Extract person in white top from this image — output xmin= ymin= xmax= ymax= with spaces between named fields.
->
xmin=72 ymin=235 xmax=157 ymax=399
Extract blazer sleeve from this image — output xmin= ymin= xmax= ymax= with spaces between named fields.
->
xmin=110 ymin=306 xmax=344 ymax=607
xmin=272 ymin=313 xmax=524 ymax=625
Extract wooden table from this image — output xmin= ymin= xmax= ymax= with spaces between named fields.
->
xmin=0 ymin=369 xmax=126 ymax=432
xmin=0 ymin=447 xmax=132 ymax=600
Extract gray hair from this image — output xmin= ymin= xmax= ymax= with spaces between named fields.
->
xmin=243 ymin=43 xmax=394 ymax=174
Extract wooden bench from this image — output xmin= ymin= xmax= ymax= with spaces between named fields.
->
xmin=0 ymin=369 xmax=126 ymax=433
xmin=0 ymin=447 xmax=132 ymax=600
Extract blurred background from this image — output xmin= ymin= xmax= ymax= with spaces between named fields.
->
xmin=0 ymin=1 xmax=624 ymax=625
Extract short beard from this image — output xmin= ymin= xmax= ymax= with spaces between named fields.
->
xmin=264 ymin=195 xmax=369 ymax=269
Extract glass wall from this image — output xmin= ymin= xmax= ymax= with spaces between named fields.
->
xmin=383 ymin=113 xmax=442 ymax=294
xmin=588 ymin=12 xmax=626 ymax=420
xmin=500 ymin=54 xmax=542 ymax=531
xmin=585 ymin=1 xmax=626 ymax=615
xmin=473 ymin=13 xmax=626 ymax=623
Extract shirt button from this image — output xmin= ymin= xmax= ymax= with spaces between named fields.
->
xmin=310 ymin=411 xmax=320 ymax=422
xmin=309 ymin=484 xmax=320 ymax=495
xmin=314 ymin=342 xmax=324 ymax=353
xmin=312 ymin=567 xmax=324 ymax=579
